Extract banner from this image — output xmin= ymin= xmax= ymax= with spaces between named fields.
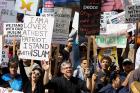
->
xmin=19 ymin=16 xmax=54 ymax=61
xmin=0 ymin=35 xmax=2 ymax=64
xmin=0 ymin=87 xmax=23 ymax=93
xmin=52 ymin=7 xmax=72 ymax=44
xmin=100 ymin=11 xmax=118 ymax=34
xmin=98 ymin=47 xmax=118 ymax=66
xmin=0 ymin=0 xmax=17 ymax=22
xmin=1 ymin=47 xmax=9 ymax=67
xmin=15 ymin=0 xmax=39 ymax=15
xmin=125 ymin=5 xmax=140 ymax=23
xmin=79 ymin=0 xmax=101 ymax=35
xmin=96 ymin=35 xmax=127 ymax=48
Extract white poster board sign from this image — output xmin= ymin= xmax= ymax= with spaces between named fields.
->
xmin=15 ymin=0 xmax=39 ymax=15
xmin=106 ymin=24 xmax=128 ymax=35
xmin=0 ymin=0 xmax=17 ymax=22
xmin=52 ymin=7 xmax=72 ymax=44
xmin=125 ymin=5 xmax=140 ymax=23
xmin=4 ymin=23 xmax=23 ymax=38
xmin=100 ymin=11 xmax=118 ymax=35
xmin=19 ymin=16 xmax=54 ymax=61
xmin=72 ymin=12 xmax=79 ymax=30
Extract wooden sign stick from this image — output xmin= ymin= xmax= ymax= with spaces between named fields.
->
xmin=13 ymin=36 xmax=16 ymax=57
xmin=87 ymin=36 xmax=91 ymax=65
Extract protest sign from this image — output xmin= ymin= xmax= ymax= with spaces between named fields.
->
xmin=79 ymin=0 xmax=101 ymax=35
xmin=0 ymin=35 xmax=2 ymax=64
xmin=1 ymin=47 xmax=9 ymax=67
xmin=98 ymin=47 xmax=118 ymax=66
xmin=96 ymin=35 xmax=127 ymax=48
xmin=4 ymin=23 xmax=23 ymax=38
xmin=42 ymin=0 xmax=54 ymax=17
xmin=15 ymin=0 xmax=39 ymax=15
xmin=0 ymin=87 xmax=23 ymax=93
xmin=100 ymin=11 xmax=118 ymax=34
xmin=125 ymin=5 xmax=140 ymax=23
xmin=19 ymin=16 xmax=54 ymax=61
xmin=52 ymin=7 xmax=72 ymax=44
xmin=0 ymin=0 xmax=17 ymax=22
xmin=109 ymin=12 xmax=125 ymax=24
xmin=0 ymin=0 xmax=7 ymax=9
xmin=131 ymin=0 xmax=140 ymax=5
xmin=106 ymin=24 xmax=128 ymax=35
xmin=72 ymin=11 xmax=79 ymax=30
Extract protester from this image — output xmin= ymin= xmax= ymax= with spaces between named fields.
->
xmin=1 ymin=58 xmax=22 ymax=91
xmin=43 ymin=61 xmax=91 ymax=93
xmin=61 ymin=38 xmax=73 ymax=61
xmin=91 ymin=56 xmax=112 ymax=93
xmin=19 ymin=59 xmax=45 ymax=93
xmin=73 ymin=57 xmax=90 ymax=80
xmin=99 ymin=71 xmax=127 ymax=93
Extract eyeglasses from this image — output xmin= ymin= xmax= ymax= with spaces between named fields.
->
xmin=63 ymin=67 xmax=72 ymax=70
xmin=32 ymin=71 xmax=41 ymax=77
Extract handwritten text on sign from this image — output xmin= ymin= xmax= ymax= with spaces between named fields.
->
xmin=125 ymin=5 xmax=140 ymax=23
xmin=19 ymin=16 xmax=54 ymax=61
xmin=4 ymin=23 xmax=23 ymax=38
xmin=52 ymin=7 xmax=72 ymax=44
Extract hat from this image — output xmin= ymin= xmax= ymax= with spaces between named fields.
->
xmin=122 ymin=58 xmax=132 ymax=64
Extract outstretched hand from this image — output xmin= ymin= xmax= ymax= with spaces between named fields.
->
xmin=41 ymin=60 xmax=50 ymax=71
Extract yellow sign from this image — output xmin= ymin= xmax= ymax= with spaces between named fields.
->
xmin=98 ymin=47 xmax=118 ymax=66
xmin=20 ymin=0 xmax=33 ymax=11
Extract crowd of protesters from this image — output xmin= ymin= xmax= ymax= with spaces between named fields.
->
xmin=0 ymin=38 xmax=140 ymax=93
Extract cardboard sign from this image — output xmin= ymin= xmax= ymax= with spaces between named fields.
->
xmin=98 ymin=47 xmax=118 ymax=66
xmin=1 ymin=47 xmax=9 ymax=67
xmin=79 ymin=0 xmax=101 ymax=35
xmin=125 ymin=5 xmax=140 ymax=23
xmin=19 ymin=16 xmax=54 ymax=61
xmin=15 ymin=0 xmax=39 ymax=15
xmin=96 ymin=35 xmax=127 ymax=48
xmin=0 ymin=87 xmax=23 ymax=93
xmin=0 ymin=35 xmax=2 ymax=64
xmin=4 ymin=23 xmax=23 ymax=38
xmin=52 ymin=7 xmax=72 ymax=44
xmin=0 ymin=0 xmax=17 ymax=22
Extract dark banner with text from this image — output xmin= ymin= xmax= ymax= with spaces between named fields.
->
xmin=79 ymin=0 xmax=101 ymax=35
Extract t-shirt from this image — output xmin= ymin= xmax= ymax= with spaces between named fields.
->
xmin=45 ymin=76 xmax=89 ymax=93
xmin=2 ymin=73 xmax=22 ymax=91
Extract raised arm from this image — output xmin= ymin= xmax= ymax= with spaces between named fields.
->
xmin=41 ymin=60 xmax=50 ymax=85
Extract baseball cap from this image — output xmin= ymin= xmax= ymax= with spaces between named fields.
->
xmin=122 ymin=58 xmax=132 ymax=65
